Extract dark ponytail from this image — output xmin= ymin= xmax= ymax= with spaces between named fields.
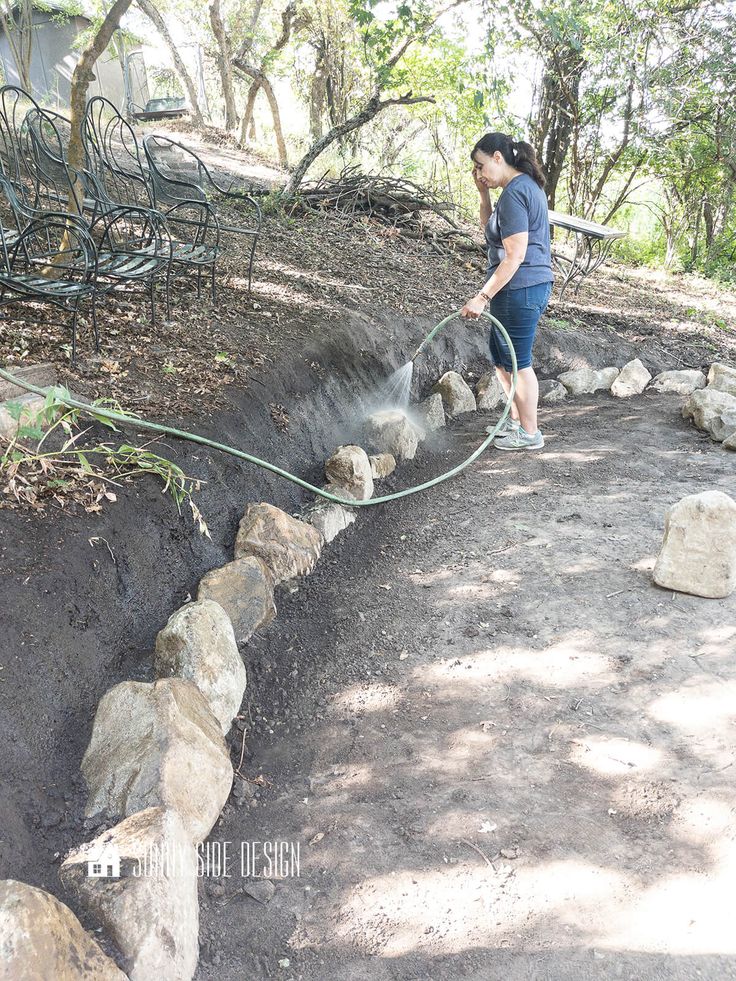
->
xmin=471 ymin=132 xmax=546 ymax=189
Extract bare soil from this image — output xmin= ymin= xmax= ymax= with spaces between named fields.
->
xmin=1 ymin=138 xmax=735 ymax=979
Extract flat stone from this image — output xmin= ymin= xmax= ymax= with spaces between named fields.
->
xmin=539 ymin=379 xmax=567 ymax=403
xmin=653 ymin=491 xmax=736 ymax=598
xmin=155 ymin=599 xmax=245 ymax=735
xmin=412 ymin=394 xmax=445 ymax=433
xmin=61 ymin=807 xmax=198 ymax=981
xmin=234 ymin=503 xmax=322 ymax=584
xmin=650 ymin=369 xmax=707 ymax=395
xmin=0 ymin=363 xmax=57 ymax=400
xmin=365 ymin=410 xmax=420 ymax=460
xmin=369 ymin=453 xmax=396 ymax=478
xmin=707 ymin=362 xmax=736 ymax=396
xmin=682 ymin=388 xmax=736 ymax=442
xmin=243 ymin=879 xmax=276 ymax=904
xmin=325 ymin=445 xmax=373 ymax=500
xmin=82 ymin=678 xmax=232 ymax=843
xmin=432 ymin=371 xmax=476 ymax=417
xmin=0 ymin=879 xmax=126 ymax=980
xmin=558 ymin=366 xmax=619 ymax=395
xmin=198 ymin=557 xmax=275 ymax=643
xmin=475 ymin=371 xmax=504 ymax=410
xmin=611 ymin=359 xmax=652 ymax=397
xmin=0 ymin=393 xmax=48 ymax=440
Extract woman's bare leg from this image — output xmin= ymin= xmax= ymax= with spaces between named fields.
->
xmin=495 ymin=366 xmax=539 ymax=433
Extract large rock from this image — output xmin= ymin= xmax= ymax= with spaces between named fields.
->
xmin=82 ymin=678 xmax=232 ymax=843
xmin=234 ymin=503 xmax=322 ymax=584
xmin=325 ymin=445 xmax=373 ymax=500
xmin=707 ymin=362 xmax=736 ymax=396
xmin=682 ymin=388 xmax=736 ymax=442
xmin=0 ymin=879 xmax=126 ymax=980
xmin=198 ymin=557 xmax=275 ymax=643
xmin=558 ymin=366 xmax=619 ymax=395
xmin=369 ymin=453 xmax=396 ymax=479
xmin=650 ymin=369 xmax=707 ymax=395
xmin=365 ymin=410 xmax=420 ymax=460
xmin=61 ymin=807 xmax=198 ymax=981
xmin=611 ymin=358 xmax=652 ymax=398
xmin=475 ymin=371 xmax=504 ymax=410
xmin=0 ymin=362 xmax=57 ymax=400
xmin=724 ymin=432 xmax=736 ymax=451
xmin=539 ymin=379 xmax=567 ymax=403
xmin=305 ymin=500 xmax=356 ymax=544
xmin=432 ymin=371 xmax=476 ymax=418
xmin=155 ymin=600 xmax=245 ymax=735
xmin=412 ymin=394 xmax=445 ymax=433
xmin=653 ymin=491 xmax=736 ymax=598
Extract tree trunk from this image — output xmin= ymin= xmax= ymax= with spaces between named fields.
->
xmin=283 ymin=93 xmax=434 ymax=198
xmin=135 ymin=0 xmax=203 ymax=125
xmin=0 ymin=0 xmax=34 ymax=92
xmin=67 ymin=0 xmax=134 ymax=211
xmin=209 ymin=0 xmax=238 ymax=130
xmin=240 ymin=78 xmax=261 ymax=143
xmin=531 ymin=48 xmax=584 ymax=209
xmin=232 ymin=65 xmax=287 ymax=167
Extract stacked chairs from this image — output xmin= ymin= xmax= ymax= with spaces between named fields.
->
xmin=83 ymin=97 xmax=221 ymax=308
xmin=143 ymin=133 xmax=261 ymax=293
xmin=0 ymin=86 xmax=262 ymax=360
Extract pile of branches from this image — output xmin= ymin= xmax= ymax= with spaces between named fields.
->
xmin=291 ymin=166 xmax=483 ymax=256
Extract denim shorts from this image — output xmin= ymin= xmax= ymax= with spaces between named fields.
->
xmin=488 ymin=281 xmax=552 ymax=371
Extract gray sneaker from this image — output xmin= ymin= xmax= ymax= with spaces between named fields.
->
xmin=493 ymin=427 xmax=545 ymax=451
xmin=485 ymin=416 xmax=520 ymax=437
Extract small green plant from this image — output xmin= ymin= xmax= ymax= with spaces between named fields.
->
xmin=1 ymin=389 xmax=209 ymax=535
xmin=214 ymin=351 xmax=235 ymax=367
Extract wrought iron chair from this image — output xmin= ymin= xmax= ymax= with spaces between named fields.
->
xmin=143 ymin=133 xmax=261 ymax=293
xmin=2 ymin=92 xmax=172 ymax=328
xmin=83 ymin=97 xmax=221 ymax=306
xmin=0 ymin=175 xmax=98 ymax=363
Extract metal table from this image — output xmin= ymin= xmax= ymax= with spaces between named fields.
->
xmin=548 ymin=210 xmax=626 ymax=297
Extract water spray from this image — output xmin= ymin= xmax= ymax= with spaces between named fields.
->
xmin=0 ymin=311 xmax=516 ymax=508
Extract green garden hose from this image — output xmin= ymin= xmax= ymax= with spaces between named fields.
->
xmin=0 ymin=310 xmax=517 ymax=508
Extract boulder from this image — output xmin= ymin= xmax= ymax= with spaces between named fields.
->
xmin=558 ymin=366 xmax=619 ymax=395
xmin=0 ymin=879 xmax=126 ymax=980
xmin=154 ymin=600 xmax=245 ymax=735
xmin=539 ymin=379 xmax=567 ymax=403
xmin=682 ymin=388 xmax=736 ymax=442
xmin=234 ymin=503 xmax=322 ymax=584
xmin=611 ymin=359 xmax=652 ymax=398
xmin=325 ymin=445 xmax=373 ymax=500
xmin=650 ymin=369 xmax=707 ymax=395
xmin=475 ymin=372 xmax=504 ymax=410
xmin=653 ymin=491 xmax=736 ymax=598
xmin=198 ymin=557 xmax=275 ymax=643
xmin=365 ymin=410 xmax=420 ymax=460
xmin=0 ymin=362 xmax=57 ymax=400
xmin=707 ymin=362 xmax=736 ymax=396
xmin=431 ymin=371 xmax=476 ymax=418
xmin=723 ymin=432 xmax=736 ymax=451
xmin=305 ymin=499 xmax=356 ymax=544
xmin=369 ymin=453 xmax=396 ymax=479
xmin=412 ymin=394 xmax=445 ymax=433
xmin=81 ymin=678 xmax=232 ymax=843
xmin=0 ymin=394 xmax=48 ymax=440
xmin=61 ymin=807 xmax=198 ymax=981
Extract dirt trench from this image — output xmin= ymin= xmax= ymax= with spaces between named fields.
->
xmin=1 ymin=299 xmax=733 ymax=980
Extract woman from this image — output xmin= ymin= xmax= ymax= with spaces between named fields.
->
xmin=461 ymin=132 xmax=553 ymax=451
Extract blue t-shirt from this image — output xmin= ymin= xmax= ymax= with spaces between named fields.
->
xmin=484 ymin=173 xmax=553 ymax=289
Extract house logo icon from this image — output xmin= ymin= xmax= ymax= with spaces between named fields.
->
xmin=86 ymin=843 xmax=121 ymax=878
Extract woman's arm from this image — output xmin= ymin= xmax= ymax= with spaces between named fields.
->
xmin=460 ymin=231 xmax=528 ymax=319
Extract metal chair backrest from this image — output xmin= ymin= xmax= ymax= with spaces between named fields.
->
xmin=142 ymin=134 xmax=210 ymax=208
xmin=83 ymin=96 xmax=153 ymax=211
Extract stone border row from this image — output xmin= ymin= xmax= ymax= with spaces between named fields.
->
xmin=2 ymin=357 xmax=734 ymax=979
